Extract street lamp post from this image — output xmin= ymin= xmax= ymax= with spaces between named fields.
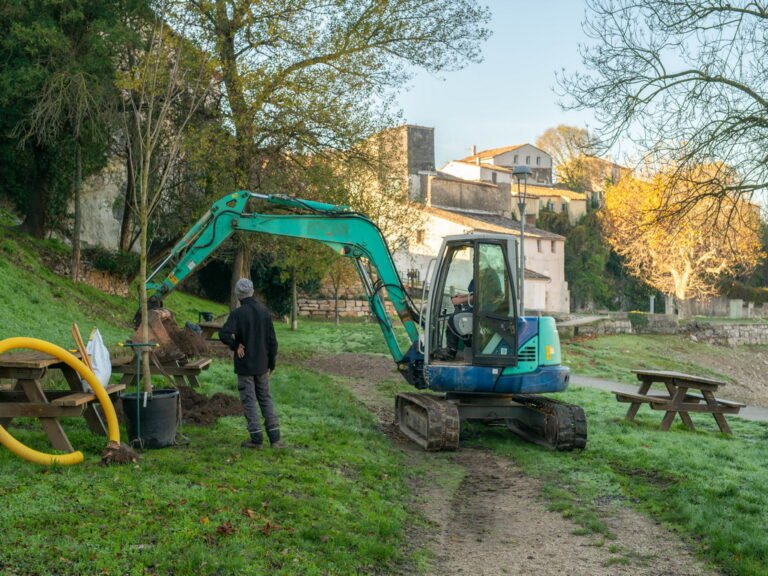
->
xmin=512 ymin=165 xmax=532 ymax=316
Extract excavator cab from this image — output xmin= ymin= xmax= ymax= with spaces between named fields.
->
xmin=427 ymin=235 xmax=519 ymax=366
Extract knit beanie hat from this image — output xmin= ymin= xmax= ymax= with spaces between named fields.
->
xmin=234 ymin=278 xmax=254 ymax=301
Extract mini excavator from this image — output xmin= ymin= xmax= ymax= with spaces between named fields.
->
xmin=146 ymin=191 xmax=587 ymax=451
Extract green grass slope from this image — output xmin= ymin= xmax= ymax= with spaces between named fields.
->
xmin=0 ymin=226 xmax=228 ymax=345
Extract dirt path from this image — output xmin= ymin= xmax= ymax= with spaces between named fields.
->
xmin=305 ymin=353 xmax=721 ymax=576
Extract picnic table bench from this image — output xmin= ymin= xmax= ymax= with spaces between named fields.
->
xmin=0 ymin=350 xmax=125 ymax=453
xmin=613 ymin=369 xmax=745 ymax=434
xmin=111 ymin=356 xmax=212 ymax=388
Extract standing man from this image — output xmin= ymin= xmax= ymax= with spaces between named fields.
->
xmin=220 ymin=278 xmax=285 ymax=449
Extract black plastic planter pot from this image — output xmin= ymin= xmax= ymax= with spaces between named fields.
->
xmin=120 ymin=388 xmax=179 ymax=449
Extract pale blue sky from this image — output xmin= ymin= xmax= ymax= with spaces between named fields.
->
xmin=398 ymin=0 xmax=596 ymax=168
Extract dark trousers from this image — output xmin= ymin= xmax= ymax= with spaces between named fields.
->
xmin=237 ymin=372 xmax=280 ymax=443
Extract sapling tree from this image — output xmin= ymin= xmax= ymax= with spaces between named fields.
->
xmin=118 ymin=9 xmax=214 ymax=391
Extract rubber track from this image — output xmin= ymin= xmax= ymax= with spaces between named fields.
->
xmin=506 ymin=394 xmax=588 ymax=451
xmin=395 ymin=393 xmax=460 ymax=451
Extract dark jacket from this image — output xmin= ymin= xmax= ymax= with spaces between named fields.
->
xmin=219 ymin=297 xmax=278 ymax=376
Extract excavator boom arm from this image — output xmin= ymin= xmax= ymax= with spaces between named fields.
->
xmin=146 ymin=191 xmax=419 ymax=362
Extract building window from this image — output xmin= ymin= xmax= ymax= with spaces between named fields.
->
xmin=416 ymin=229 xmax=425 ymax=244
xmin=491 ymin=172 xmax=497 ymax=184
xmin=514 ymin=154 xmax=518 ymax=163
xmin=561 ymin=203 xmax=568 ymax=213
xmin=537 ymin=239 xmax=542 ymax=252
xmin=551 ymin=241 xmax=556 ymax=253
xmin=536 ymin=156 xmax=541 ymax=166
xmin=526 ymin=155 xmax=531 ymax=164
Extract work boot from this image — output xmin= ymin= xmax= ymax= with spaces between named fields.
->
xmin=270 ymin=440 xmax=287 ymax=449
xmin=241 ymin=439 xmax=263 ymax=449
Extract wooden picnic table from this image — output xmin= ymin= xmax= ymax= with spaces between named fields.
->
xmin=111 ymin=355 xmax=212 ymax=388
xmin=613 ymin=369 xmax=745 ymax=434
xmin=199 ymin=321 xmax=223 ymax=341
xmin=0 ymin=350 xmax=125 ymax=452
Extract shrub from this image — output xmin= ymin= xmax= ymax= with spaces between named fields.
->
xmin=83 ymin=247 xmax=139 ymax=280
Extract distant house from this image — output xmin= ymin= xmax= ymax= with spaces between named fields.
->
xmin=394 ymin=204 xmax=569 ymax=314
xmin=531 ymin=186 xmax=588 ymax=225
xmin=458 ymin=143 xmax=553 ymax=186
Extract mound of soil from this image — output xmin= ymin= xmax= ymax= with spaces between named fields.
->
xmin=178 ymin=385 xmax=242 ymax=426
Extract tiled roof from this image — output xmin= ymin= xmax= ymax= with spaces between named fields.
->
xmin=533 ymin=188 xmax=588 ymax=201
xmin=461 ymin=143 xmax=549 ymax=163
xmin=424 ymin=205 xmax=565 ymax=240
xmin=461 ymin=144 xmax=527 ymax=163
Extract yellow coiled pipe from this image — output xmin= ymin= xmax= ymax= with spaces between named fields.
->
xmin=0 ymin=337 xmax=121 ymax=466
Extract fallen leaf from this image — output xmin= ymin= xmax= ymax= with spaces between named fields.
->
xmin=216 ymin=522 xmax=237 ymax=535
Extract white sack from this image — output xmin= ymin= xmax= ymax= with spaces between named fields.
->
xmin=81 ymin=329 xmax=112 ymax=393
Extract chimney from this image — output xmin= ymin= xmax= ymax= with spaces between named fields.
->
xmin=472 ymin=145 xmax=477 ymax=155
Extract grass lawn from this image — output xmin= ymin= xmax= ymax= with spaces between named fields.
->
xmin=4 ymin=222 xmax=768 ymax=574
xmin=0 ymin=362 xmax=417 ymax=576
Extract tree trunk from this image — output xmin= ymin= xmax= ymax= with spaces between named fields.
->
xmin=231 ymin=246 xmax=244 ymax=310
xmin=291 ymin=275 xmax=298 ymax=331
xmin=677 ymin=298 xmax=691 ymax=320
xmin=139 ymin=150 xmax=152 ymax=394
xmin=217 ymin=27 xmax=253 ymax=186
xmin=119 ymin=149 xmax=135 ymax=251
xmin=71 ymin=142 xmax=82 ymax=282
xmin=333 ymin=285 xmax=340 ymax=326
xmin=20 ymin=145 xmax=51 ymax=239
xmin=230 ymin=242 xmax=252 ymax=309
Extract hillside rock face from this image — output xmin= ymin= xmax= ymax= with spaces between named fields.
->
xmin=76 ymin=159 xmax=127 ymax=250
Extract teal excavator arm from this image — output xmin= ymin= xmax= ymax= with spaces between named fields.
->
xmin=146 ymin=191 xmax=420 ymax=362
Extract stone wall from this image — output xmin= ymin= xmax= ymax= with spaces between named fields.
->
xmin=84 ymin=269 xmax=131 ymax=298
xmin=558 ymin=317 xmax=633 ymax=338
xmin=424 ymin=175 xmax=512 ymax=218
xmin=557 ymin=312 xmax=768 ymax=347
xmin=297 ymin=298 xmax=396 ymax=319
xmin=689 ymin=323 xmax=768 ymax=347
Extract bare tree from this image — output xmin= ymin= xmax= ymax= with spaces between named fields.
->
xmin=119 ymin=11 xmax=213 ymax=391
xmin=560 ymin=0 xmax=768 ymax=213
xmin=536 ymin=125 xmax=596 ymax=191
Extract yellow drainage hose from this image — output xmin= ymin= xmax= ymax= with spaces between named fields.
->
xmin=0 ymin=337 xmax=121 ymax=466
